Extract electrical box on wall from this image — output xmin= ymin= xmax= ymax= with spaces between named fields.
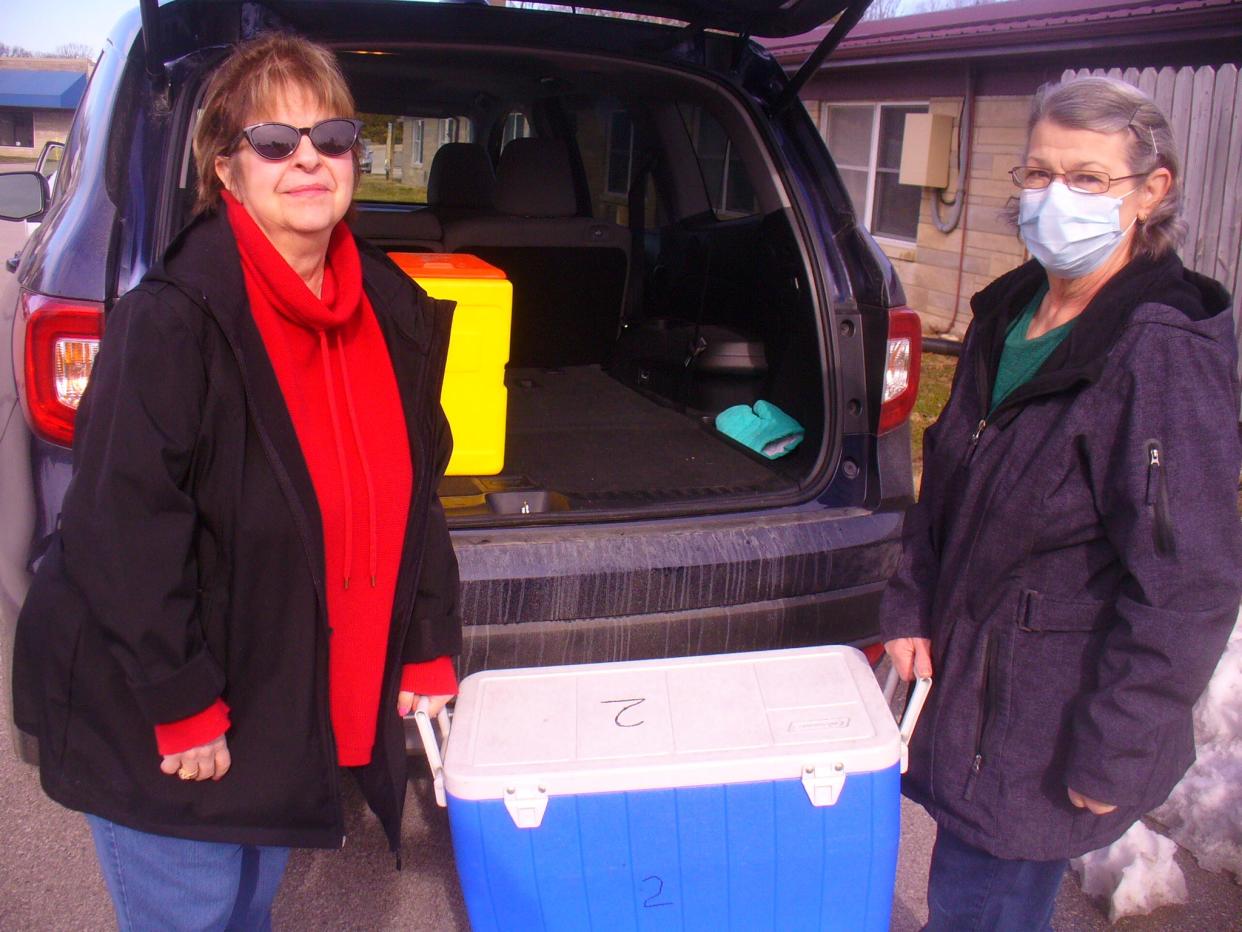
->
xmin=899 ymin=113 xmax=955 ymax=188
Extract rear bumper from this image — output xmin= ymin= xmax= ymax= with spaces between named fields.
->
xmin=460 ymin=580 xmax=890 ymax=675
xmin=453 ymin=505 xmax=903 ymax=672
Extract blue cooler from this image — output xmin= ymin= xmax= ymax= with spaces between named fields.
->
xmin=420 ymin=646 xmax=926 ymax=932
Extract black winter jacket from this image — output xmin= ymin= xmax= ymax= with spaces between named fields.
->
xmin=881 ymin=254 xmax=1242 ymax=860
xmin=13 ymin=209 xmax=461 ymax=851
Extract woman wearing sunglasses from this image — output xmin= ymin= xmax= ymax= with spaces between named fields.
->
xmin=14 ymin=33 xmax=461 ymax=928
xmin=882 ymin=76 xmax=1240 ymax=930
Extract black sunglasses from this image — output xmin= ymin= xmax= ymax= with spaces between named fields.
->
xmin=235 ymin=118 xmax=362 ymax=161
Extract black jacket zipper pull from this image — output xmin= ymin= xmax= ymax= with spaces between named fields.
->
xmin=1146 ymin=441 xmax=1175 ymax=556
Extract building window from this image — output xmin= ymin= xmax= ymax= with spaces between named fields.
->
xmin=605 ymin=111 xmax=633 ymax=196
xmin=413 ymin=120 xmax=425 ymax=165
xmin=502 ymin=112 xmax=531 ymax=150
xmin=677 ymin=105 xmax=756 ymax=218
xmin=824 ymin=102 xmax=926 ymax=242
xmin=0 ymin=109 xmax=35 ymax=148
xmin=441 ymin=118 xmax=458 ymax=145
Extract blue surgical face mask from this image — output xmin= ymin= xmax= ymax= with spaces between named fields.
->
xmin=1018 ymin=182 xmax=1138 ymax=279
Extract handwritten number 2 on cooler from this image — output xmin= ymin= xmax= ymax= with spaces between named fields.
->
xmin=602 ymin=697 xmax=646 ymax=728
xmin=596 ymin=706 xmax=670 ymax=910
xmin=642 ymin=875 xmax=674 ymax=908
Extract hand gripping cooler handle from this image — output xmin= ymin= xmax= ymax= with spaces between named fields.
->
xmin=413 ymin=697 xmax=452 ymax=808
xmin=883 ymin=668 xmax=932 ymax=774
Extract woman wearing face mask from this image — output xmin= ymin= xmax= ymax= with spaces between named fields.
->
xmin=881 ymin=76 xmax=1241 ymax=930
xmin=14 ymin=34 xmax=460 ymax=928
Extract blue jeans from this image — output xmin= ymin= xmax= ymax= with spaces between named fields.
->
xmin=86 ymin=815 xmax=290 ymax=931
xmin=926 ymin=824 xmax=1068 ymax=932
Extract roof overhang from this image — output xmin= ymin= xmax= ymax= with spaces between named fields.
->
xmin=761 ymin=0 xmax=1242 ymax=69
xmin=0 ymin=70 xmax=88 ymax=110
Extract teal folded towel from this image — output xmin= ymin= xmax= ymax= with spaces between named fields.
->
xmin=715 ymin=400 xmax=804 ymax=459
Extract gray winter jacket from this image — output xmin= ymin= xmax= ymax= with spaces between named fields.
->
xmin=881 ymin=254 xmax=1242 ymax=860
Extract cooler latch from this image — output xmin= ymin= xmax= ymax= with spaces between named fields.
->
xmin=801 ymin=762 xmax=847 ymax=807
xmin=504 ymin=785 xmax=549 ymax=829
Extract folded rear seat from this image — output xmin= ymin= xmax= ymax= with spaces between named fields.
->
xmin=442 ymin=137 xmax=628 ymax=368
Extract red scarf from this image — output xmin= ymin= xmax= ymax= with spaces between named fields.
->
xmin=226 ymin=191 xmax=412 ymax=766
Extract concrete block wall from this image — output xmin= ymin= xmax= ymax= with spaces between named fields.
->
xmin=33 ymin=109 xmax=73 ymax=155
xmin=896 ymin=95 xmax=1031 ymax=337
xmin=0 ymin=109 xmax=74 ymax=158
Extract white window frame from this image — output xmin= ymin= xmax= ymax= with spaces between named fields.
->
xmin=821 ymin=100 xmax=926 ymax=244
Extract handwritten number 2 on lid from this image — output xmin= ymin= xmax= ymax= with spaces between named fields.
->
xmin=642 ymin=875 xmax=674 ymax=908
xmin=601 ymin=697 xmax=646 ymax=728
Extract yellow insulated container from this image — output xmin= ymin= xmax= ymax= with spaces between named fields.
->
xmin=389 ymin=253 xmax=512 ymax=476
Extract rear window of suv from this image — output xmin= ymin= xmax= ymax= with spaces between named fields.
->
xmin=355 ymin=112 xmax=477 ymax=204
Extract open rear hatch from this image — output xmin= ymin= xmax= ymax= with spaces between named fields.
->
xmin=142 ymin=1 xmax=876 ymax=525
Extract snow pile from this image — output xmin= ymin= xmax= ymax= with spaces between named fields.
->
xmin=1071 ymin=609 xmax=1242 ymax=920
xmin=1073 ymin=821 xmax=1187 ymax=921
xmin=1150 ymin=613 xmax=1242 ymax=880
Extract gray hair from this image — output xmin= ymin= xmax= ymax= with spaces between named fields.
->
xmin=1006 ymin=76 xmax=1184 ymax=261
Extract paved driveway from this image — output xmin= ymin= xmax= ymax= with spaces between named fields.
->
xmin=2 ymin=676 xmax=1239 ymax=931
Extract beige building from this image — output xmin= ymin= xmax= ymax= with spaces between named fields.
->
xmin=765 ymin=0 xmax=1242 ymax=339
xmin=0 ymin=58 xmax=91 ymax=159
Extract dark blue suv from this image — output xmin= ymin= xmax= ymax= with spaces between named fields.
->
xmin=0 ymin=0 xmax=920 ymax=761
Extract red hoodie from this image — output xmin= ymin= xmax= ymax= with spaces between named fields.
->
xmin=153 ymin=193 xmax=455 ymax=764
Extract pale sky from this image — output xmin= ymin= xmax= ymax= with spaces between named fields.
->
xmin=5 ymin=0 xmax=140 ymax=56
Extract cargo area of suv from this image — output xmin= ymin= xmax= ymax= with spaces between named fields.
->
xmin=165 ymin=45 xmax=832 ymax=522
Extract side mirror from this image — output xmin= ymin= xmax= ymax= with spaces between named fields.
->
xmin=36 ymin=141 xmax=66 ymax=181
xmin=0 ymin=172 xmax=49 ymax=222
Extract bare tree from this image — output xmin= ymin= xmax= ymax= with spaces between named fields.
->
xmin=863 ymin=0 xmax=999 ymax=18
xmin=863 ymin=0 xmax=906 ymax=22
xmin=908 ymin=0 xmax=997 ymax=13
xmin=0 ymin=43 xmax=37 ymax=57
xmin=53 ymin=43 xmax=96 ymax=60
xmin=506 ymin=3 xmax=686 ymax=25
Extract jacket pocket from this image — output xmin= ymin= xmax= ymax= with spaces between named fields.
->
xmin=1145 ymin=440 xmax=1175 ymax=557
xmin=1018 ymin=590 xmax=1110 ymax=633
xmin=963 ymin=633 xmax=1001 ymax=800
xmin=14 ymin=537 xmax=89 ymax=766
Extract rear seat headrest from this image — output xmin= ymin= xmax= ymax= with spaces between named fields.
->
xmin=427 ymin=143 xmax=496 ymax=209
xmin=495 ymin=138 xmax=578 ymax=219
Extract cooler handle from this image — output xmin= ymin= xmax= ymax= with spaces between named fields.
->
xmin=413 ymin=697 xmax=452 ymax=808
xmin=884 ymin=667 xmax=932 ymax=774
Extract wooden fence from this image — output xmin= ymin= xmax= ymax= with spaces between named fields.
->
xmin=1063 ymin=66 xmax=1242 ymax=350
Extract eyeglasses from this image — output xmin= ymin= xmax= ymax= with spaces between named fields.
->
xmin=1009 ymin=166 xmax=1148 ymax=195
xmin=235 ymin=119 xmax=362 ymax=162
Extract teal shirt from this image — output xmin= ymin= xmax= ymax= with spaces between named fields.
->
xmin=990 ymin=285 xmax=1074 ymax=412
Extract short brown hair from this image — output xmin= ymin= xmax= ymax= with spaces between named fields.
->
xmin=192 ymin=33 xmax=358 ymax=215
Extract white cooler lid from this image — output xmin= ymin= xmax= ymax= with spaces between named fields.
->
xmin=443 ymin=645 xmax=900 ymax=803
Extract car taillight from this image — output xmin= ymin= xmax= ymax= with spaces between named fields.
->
xmin=861 ymin=641 xmax=887 ymax=665
xmin=879 ymin=306 xmax=922 ymax=434
xmin=20 ymin=292 xmax=104 ymax=446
